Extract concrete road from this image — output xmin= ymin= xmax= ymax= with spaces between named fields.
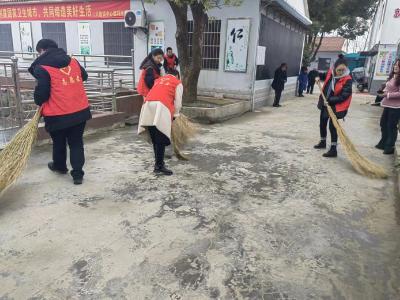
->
xmin=1 ymin=94 xmax=400 ymax=299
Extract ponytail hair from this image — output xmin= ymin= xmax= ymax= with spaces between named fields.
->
xmin=139 ymin=48 xmax=165 ymax=69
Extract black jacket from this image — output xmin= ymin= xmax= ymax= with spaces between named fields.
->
xmin=140 ymin=57 xmax=161 ymax=89
xmin=29 ymin=48 xmax=91 ymax=132
xmin=307 ymin=70 xmax=319 ymax=83
xmin=271 ymin=68 xmax=287 ymax=91
xmin=318 ymin=75 xmax=352 ymax=118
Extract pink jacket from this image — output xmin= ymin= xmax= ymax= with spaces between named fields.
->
xmin=381 ymin=78 xmax=400 ymax=108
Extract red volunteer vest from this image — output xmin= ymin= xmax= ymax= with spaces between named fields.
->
xmin=145 ymin=75 xmax=181 ymax=118
xmin=41 ymin=59 xmax=89 ymax=117
xmin=164 ymin=54 xmax=177 ymax=70
xmin=137 ymin=67 xmax=161 ymax=97
xmin=323 ymin=68 xmax=352 ymax=112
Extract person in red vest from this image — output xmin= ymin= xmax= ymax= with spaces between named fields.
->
xmin=137 ymin=48 xmax=164 ymax=97
xmin=314 ymin=55 xmax=352 ymax=158
xmin=28 ymin=39 xmax=91 ymax=185
xmin=138 ymin=69 xmax=183 ymax=176
xmin=163 ymin=47 xmax=179 ymax=72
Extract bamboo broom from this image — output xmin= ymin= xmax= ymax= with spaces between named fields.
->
xmin=316 ymin=80 xmax=388 ymax=179
xmin=171 ymin=113 xmax=198 ymax=160
xmin=0 ymin=109 xmax=41 ymax=194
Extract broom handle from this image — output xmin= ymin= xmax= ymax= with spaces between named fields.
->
xmin=316 ymin=80 xmax=340 ymax=124
xmin=316 ymin=79 xmax=328 ymax=105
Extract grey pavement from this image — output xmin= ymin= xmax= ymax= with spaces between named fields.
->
xmin=1 ymin=93 xmax=400 ymax=299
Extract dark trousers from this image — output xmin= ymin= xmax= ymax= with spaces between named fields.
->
xmin=49 ymin=122 xmax=86 ymax=178
xmin=273 ymin=89 xmax=282 ymax=105
xmin=320 ymin=110 xmax=338 ymax=144
xmin=307 ymin=82 xmax=315 ymax=94
xmin=319 ymin=109 xmax=346 ymax=144
xmin=298 ymin=86 xmax=304 ymax=96
xmin=148 ymin=126 xmax=170 ymax=168
xmin=379 ymin=107 xmax=400 ymax=150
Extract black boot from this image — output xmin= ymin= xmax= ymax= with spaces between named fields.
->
xmin=383 ymin=147 xmax=395 ymax=155
xmin=375 ymin=140 xmax=385 ymax=150
xmin=73 ymin=178 xmax=83 ymax=185
xmin=153 ymin=144 xmax=173 ymax=175
xmin=154 ymin=165 xmax=173 ymax=176
xmin=71 ymin=170 xmax=84 ymax=185
xmin=314 ymin=140 xmax=326 ymax=149
xmin=48 ymin=162 xmax=68 ymax=174
xmin=323 ymin=146 xmax=337 ymax=158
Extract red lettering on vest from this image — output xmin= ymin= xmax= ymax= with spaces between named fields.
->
xmin=145 ymin=75 xmax=181 ymax=118
xmin=164 ymin=54 xmax=177 ymax=70
xmin=323 ymin=69 xmax=352 ymax=112
xmin=41 ymin=59 xmax=89 ymax=117
xmin=137 ymin=67 xmax=161 ymax=97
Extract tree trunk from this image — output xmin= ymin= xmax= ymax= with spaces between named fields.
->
xmin=167 ymin=1 xmax=189 ymax=80
xmin=167 ymin=1 xmax=207 ymax=103
xmin=311 ymin=32 xmax=324 ymax=62
xmin=184 ymin=2 xmax=207 ymax=103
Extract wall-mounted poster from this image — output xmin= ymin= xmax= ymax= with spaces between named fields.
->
xmin=78 ymin=22 xmax=91 ymax=55
xmin=256 ymin=46 xmax=266 ymax=65
xmin=375 ymin=45 xmax=397 ymax=79
xmin=19 ymin=22 xmax=34 ymax=58
xmin=224 ymin=18 xmax=250 ymax=73
xmin=148 ymin=21 xmax=165 ymax=52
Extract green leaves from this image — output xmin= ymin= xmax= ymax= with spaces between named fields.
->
xmin=308 ymin=0 xmax=378 ymax=38
xmin=304 ymin=0 xmax=378 ymax=64
xmin=146 ymin=0 xmax=242 ymax=10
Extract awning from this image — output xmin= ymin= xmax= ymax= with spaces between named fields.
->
xmin=269 ymin=0 xmax=312 ymax=26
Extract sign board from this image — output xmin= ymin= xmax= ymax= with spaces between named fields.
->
xmin=394 ymin=8 xmax=400 ymax=18
xmin=19 ymin=22 xmax=34 ymax=58
xmin=0 ymin=0 xmax=129 ymax=21
xmin=375 ymin=45 xmax=397 ymax=79
xmin=78 ymin=22 xmax=91 ymax=55
xmin=256 ymin=46 xmax=266 ymax=65
xmin=224 ymin=18 xmax=250 ymax=73
xmin=148 ymin=21 xmax=165 ymax=52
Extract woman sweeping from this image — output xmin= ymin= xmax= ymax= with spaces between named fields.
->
xmin=314 ymin=56 xmax=353 ymax=158
xmin=137 ymin=48 xmax=164 ymax=97
xmin=28 ymin=39 xmax=91 ymax=185
xmin=138 ymin=70 xmax=183 ymax=176
xmin=376 ymin=59 xmax=400 ymax=154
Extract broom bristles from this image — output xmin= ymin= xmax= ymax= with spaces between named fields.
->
xmin=171 ymin=114 xmax=198 ymax=160
xmin=317 ymin=81 xmax=388 ymax=179
xmin=0 ymin=109 xmax=41 ymax=193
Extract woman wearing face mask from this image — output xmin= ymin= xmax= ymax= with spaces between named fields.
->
xmin=376 ymin=59 xmax=400 ymax=154
xmin=137 ymin=48 xmax=164 ymax=97
xmin=314 ymin=55 xmax=353 ymax=158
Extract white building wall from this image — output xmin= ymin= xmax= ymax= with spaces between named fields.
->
xmin=283 ymin=0 xmax=306 ymax=15
xmin=1 ymin=0 xmax=310 ymax=107
xmin=1 ymin=19 xmax=116 ymax=57
xmin=365 ymin=0 xmax=400 ymax=93
xmin=380 ymin=0 xmax=400 ymax=44
xmin=367 ymin=0 xmax=386 ymax=50
xmin=131 ymin=0 xmax=260 ymax=98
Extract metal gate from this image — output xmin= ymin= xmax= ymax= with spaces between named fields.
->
xmin=0 ymin=51 xmax=136 ymax=148
xmin=0 ymin=58 xmax=36 ymax=148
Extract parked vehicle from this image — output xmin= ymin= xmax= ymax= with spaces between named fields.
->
xmin=352 ymin=67 xmax=368 ymax=92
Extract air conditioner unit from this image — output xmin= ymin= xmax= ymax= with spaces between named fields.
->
xmin=124 ymin=10 xmax=146 ymax=28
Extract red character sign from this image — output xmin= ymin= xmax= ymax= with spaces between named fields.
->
xmin=394 ymin=8 xmax=400 ymax=18
xmin=0 ymin=0 xmax=129 ymax=21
